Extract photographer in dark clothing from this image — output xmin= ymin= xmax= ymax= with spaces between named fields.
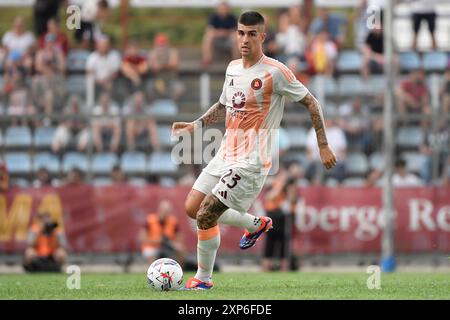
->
xmin=23 ymin=212 xmax=67 ymax=272
xmin=261 ymin=171 xmax=299 ymax=271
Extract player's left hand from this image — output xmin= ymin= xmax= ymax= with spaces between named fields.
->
xmin=320 ymin=145 xmax=337 ymax=169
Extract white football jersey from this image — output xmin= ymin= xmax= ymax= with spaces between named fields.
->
xmin=204 ymin=54 xmax=309 ymax=176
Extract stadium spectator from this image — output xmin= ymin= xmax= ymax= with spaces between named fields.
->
xmin=275 ymin=6 xmax=307 ymax=64
xmin=0 ymin=161 xmax=9 ymax=193
xmin=7 ymin=89 xmax=36 ymax=127
xmin=86 ymin=36 xmax=121 ymax=97
xmin=308 ymin=8 xmax=346 ymax=49
xmin=361 ymin=22 xmax=383 ymax=80
xmin=395 ymin=68 xmax=431 ymax=126
xmin=393 ymin=158 xmax=423 ymax=187
xmin=74 ymin=0 xmax=110 ymax=49
xmin=139 ymin=200 xmax=185 ymax=266
xmin=201 ymin=1 xmax=238 ymax=66
xmin=1 ymin=17 xmax=35 ymax=95
xmin=442 ymin=155 xmax=450 ymax=186
xmin=32 ymin=33 xmax=66 ymax=116
xmin=305 ymin=118 xmax=347 ymax=184
xmin=120 ymin=40 xmax=149 ymax=93
xmin=261 ymin=15 xmax=279 ymax=59
xmin=288 ymin=161 xmax=309 ymax=186
xmin=38 ymin=18 xmax=69 ymax=56
xmin=410 ymin=0 xmax=438 ymax=51
xmin=33 ymin=167 xmax=55 ymax=188
xmin=33 ymin=0 xmax=65 ymax=37
xmin=261 ymin=170 xmax=298 ymax=271
xmin=23 ymin=212 xmax=67 ymax=273
xmin=123 ymin=91 xmax=160 ymax=152
xmin=419 ymin=120 xmax=450 ymax=184
xmin=111 ymin=164 xmax=127 ymax=183
xmin=338 ymin=98 xmax=372 ymax=155
xmin=305 ymin=29 xmax=338 ymax=76
xmin=354 ymin=0 xmax=385 ymax=49
xmin=91 ymin=92 xmax=121 ymax=153
xmin=52 ymin=95 xmax=90 ymax=153
xmin=440 ymin=67 xmax=450 ymax=113
xmin=65 ymin=167 xmax=85 ymax=185
xmin=147 ymin=33 xmax=184 ymax=102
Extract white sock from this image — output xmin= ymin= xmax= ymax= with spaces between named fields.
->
xmin=194 ymin=225 xmax=220 ymax=282
xmin=218 ymin=209 xmax=262 ymax=232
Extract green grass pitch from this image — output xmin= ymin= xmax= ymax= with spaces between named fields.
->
xmin=0 ymin=272 xmax=449 ymax=300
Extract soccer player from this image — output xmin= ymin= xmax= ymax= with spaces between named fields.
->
xmin=172 ymin=11 xmax=337 ymax=290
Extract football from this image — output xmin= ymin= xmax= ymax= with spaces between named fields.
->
xmin=146 ymin=258 xmax=184 ymax=291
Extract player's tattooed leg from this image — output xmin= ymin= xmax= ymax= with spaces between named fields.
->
xmin=197 ymin=193 xmax=228 ymax=229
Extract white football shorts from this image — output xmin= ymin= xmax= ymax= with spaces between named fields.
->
xmin=192 ymin=167 xmax=267 ymax=213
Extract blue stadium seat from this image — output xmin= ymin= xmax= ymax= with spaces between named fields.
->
xmin=149 ymin=99 xmax=178 ymax=116
xmin=66 ymin=75 xmax=86 ymax=94
xmin=366 ymin=75 xmax=385 ymax=94
xmin=128 ymin=177 xmax=147 ymax=186
xmin=157 ymin=125 xmax=175 ymax=148
xmin=338 ymin=75 xmax=366 ymax=96
xmin=309 ymin=76 xmax=338 ymax=97
xmin=369 ymin=152 xmax=385 ymax=171
xmin=337 ymin=50 xmax=362 ymax=73
xmin=423 ymin=52 xmax=448 ymax=72
xmin=396 ymin=126 xmax=424 ymax=149
xmin=342 ymin=177 xmax=366 ymax=187
xmin=148 ymin=152 xmax=177 ymax=173
xmin=345 ymin=153 xmax=369 ymax=175
xmin=33 ymin=152 xmax=60 ymax=173
xmin=91 ymin=153 xmax=118 ymax=174
xmin=399 ymin=52 xmax=420 ymax=71
xmin=121 ymin=152 xmax=147 ymax=173
xmin=34 ymin=126 xmax=56 ymax=148
xmin=5 ymin=126 xmax=32 ymax=147
xmin=285 ymin=127 xmax=307 ymax=149
xmin=402 ymin=152 xmax=427 ymax=173
xmin=67 ymin=49 xmax=90 ymax=72
xmin=62 ymin=152 xmax=88 ymax=172
xmin=283 ymin=152 xmax=309 ymax=168
xmin=92 ymin=177 xmax=113 ymax=186
xmin=11 ymin=178 xmax=30 ymax=188
xmin=5 ymin=152 xmax=32 ymax=173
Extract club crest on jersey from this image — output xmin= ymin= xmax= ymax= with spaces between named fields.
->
xmin=251 ymin=78 xmax=262 ymax=90
xmin=232 ymin=91 xmax=246 ymax=109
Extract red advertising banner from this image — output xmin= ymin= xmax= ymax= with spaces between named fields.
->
xmin=0 ymin=185 xmax=449 ymax=254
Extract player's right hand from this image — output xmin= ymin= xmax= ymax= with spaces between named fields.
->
xmin=172 ymin=121 xmax=196 ymax=136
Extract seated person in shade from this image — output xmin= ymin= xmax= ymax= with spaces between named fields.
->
xmin=121 ymin=40 xmax=149 ymax=92
xmin=0 ymin=161 xmax=9 ymax=193
xmin=91 ymin=92 xmax=122 ymax=153
xmin=147 ymin=33 xmax=184 ymax=102
xmin=139 ymin=200 xmax=185 ymax=267
xmin=201 ymin=1 xmax=238 ymax=66
xmin=440 ymin=67 xmax=450 ymax=113
xmin=23 ymin=212 xmax=67 ymax=272
xmin=395 ymin=68 xmax=431 ymax=127
xmin=392 ymin=158 xmax=423 ymax=187
xmin=111 ymin=164 xmax=127 ymax=183
xmin=123 ymin=91 xmax=160 ymax=152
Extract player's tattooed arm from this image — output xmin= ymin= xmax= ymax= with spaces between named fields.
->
xmin=299 ymin=93 xmax=337 ymax=169
xmin=194 ymin=102 xmax=226 ymax=129
xmin=299 ymin=93 xmax=328 ymax=148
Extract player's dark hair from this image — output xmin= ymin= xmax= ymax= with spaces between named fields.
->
xmin=238 ymin=11 xmax=265 ymax=26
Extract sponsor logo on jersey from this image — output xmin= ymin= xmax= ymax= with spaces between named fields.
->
xmin=232 ymin=91 xmax=246 ymax=109
xmin=251 ymin=78 xmax=262 ymax=90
